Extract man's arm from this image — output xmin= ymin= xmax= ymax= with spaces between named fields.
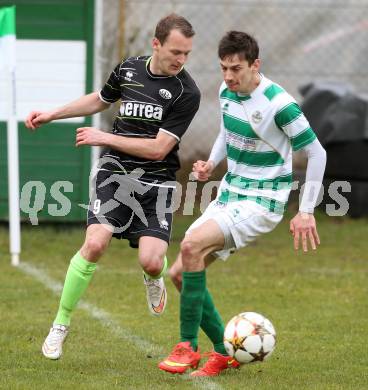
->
xmin=193 ymin=121 xmax=227 ymax=181
xmin=25 ymin=92 xmax=110 ymax=130
xmin=75 ymin=127 xmax=178 ymax=161
xmin=290 ymin=139 xmax=327 ymax=252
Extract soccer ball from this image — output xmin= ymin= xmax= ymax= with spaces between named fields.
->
xmin=224 ymin=312 xmax=276 ymax=364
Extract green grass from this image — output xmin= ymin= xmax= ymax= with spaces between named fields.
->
xmin=0 ymin=211 xmax=367 ymax=389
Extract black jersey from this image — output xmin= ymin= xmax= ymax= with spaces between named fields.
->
xmin=99 ymin=55 xmax=201 ymax=184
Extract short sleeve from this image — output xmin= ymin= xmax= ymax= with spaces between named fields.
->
xmin=274 ymin=101 xmax=317 ymax=151
xmin=160 ymin=89 xmax=201 ymax=141
xmin=99 ymin=63 xmax=121 ymax=104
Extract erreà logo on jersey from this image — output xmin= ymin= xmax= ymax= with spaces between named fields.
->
xmin=120 ymin=102 xmax=163 ymax=120
xmin=159 ymin=89 xmax=172 ymax=99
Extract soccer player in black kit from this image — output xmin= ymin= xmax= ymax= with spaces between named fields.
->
xmin=25 ymin=14 xmax=200 ymax=360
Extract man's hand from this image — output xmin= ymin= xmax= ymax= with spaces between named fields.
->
xmin=290 ymin=212 xmax=320 ymax=252
xmin=76 ymin=127 xmax=108 ymax=147
xmin=192 ymin=160 xmax=215 ymax=182
xmin=25 ymin=111 xmax=54 ymax=130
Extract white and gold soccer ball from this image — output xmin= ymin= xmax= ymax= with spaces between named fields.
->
xmin=224 ymin=312 xmax=276 ymax=364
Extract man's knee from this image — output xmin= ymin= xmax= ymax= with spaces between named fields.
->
xmin=180 ymin=237 xmax=199 ymax=257
xmin=139 ymin=252 xmax=164 ymax=276
xmin=169 ymin=265 xmax=182 ymax=292
xmin=180 ymin=237 xmax=204 ymax=264
xmin=81 ymin=238 xmax=108 ymax=260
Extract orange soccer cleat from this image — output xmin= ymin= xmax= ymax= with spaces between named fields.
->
xmin=159 ymin=341 xmax=201 ymax=374
xmin=191 ymin=351 xmax=240 ymax=377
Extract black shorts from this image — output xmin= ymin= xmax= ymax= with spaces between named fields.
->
xmin=87 ymin=170 xmax=174 ymax=248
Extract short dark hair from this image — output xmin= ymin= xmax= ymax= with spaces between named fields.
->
xmin=154 ymin=13 xmax=195 ymax=44
xmin=218 ymin=31 xmax=259 ymax=65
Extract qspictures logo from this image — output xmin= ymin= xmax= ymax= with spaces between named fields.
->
xmin=19 ymin=155 xmax=353 ymax=225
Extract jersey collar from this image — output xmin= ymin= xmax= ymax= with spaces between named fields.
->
xmin=146 ymin=56 xmax=178 ymax=79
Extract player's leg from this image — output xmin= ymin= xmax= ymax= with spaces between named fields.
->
xmin=167 ymin=243 xmax=240 ymax=376
xmin=55 ymin=224 xmax=113 ymax=324
xmin=42 ymin=224 xmax=113 ymax=359
xmin=179 ymin=219 xmax=224 ymax=349
xmin=125 ymin=184 xmax=173 ymax=316
xmin=138 ymin=236 xmax=168 ymax=316
xmin=191 ymin=201 xmax=283 ymax=376
xmin=159 ymin=219 xmax=225 ymax=373
xmin=170 ymin=253 xmax=227 ymax=353
xmin=169 ymin=251 xmax=215 ymax=290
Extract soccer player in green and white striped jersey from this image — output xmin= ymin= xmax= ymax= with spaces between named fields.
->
xmin=159 ymin=31 xmax=326 ymax=377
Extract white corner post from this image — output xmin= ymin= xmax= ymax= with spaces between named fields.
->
xmin=7 ymin=65 xmax=20 ymax=266
xmin=1 ymin=6 xmax=20 ymax=266
xmin=91 ymin=0 xmax=103 ymax=170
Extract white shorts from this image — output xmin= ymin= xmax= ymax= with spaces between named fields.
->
xmin=186 ymin=200 xmax=283 ymax=260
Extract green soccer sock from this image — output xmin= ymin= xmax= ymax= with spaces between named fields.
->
xmin=180 ymin=270 xmax=206 ymax=351
xmin=54 ymin=252 xmax=97 ymax=326
xmin=144 ymin=256 xmax=168 ymax=280
xmin=200 ymin=288 xmax=227 ymax=355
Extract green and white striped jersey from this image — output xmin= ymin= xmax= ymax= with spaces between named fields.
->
xmin=218 ymin=74 xmax=316 ymax=214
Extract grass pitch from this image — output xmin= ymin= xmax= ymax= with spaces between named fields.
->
xmin=0 ymin=211 xmax=367 ymax=389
